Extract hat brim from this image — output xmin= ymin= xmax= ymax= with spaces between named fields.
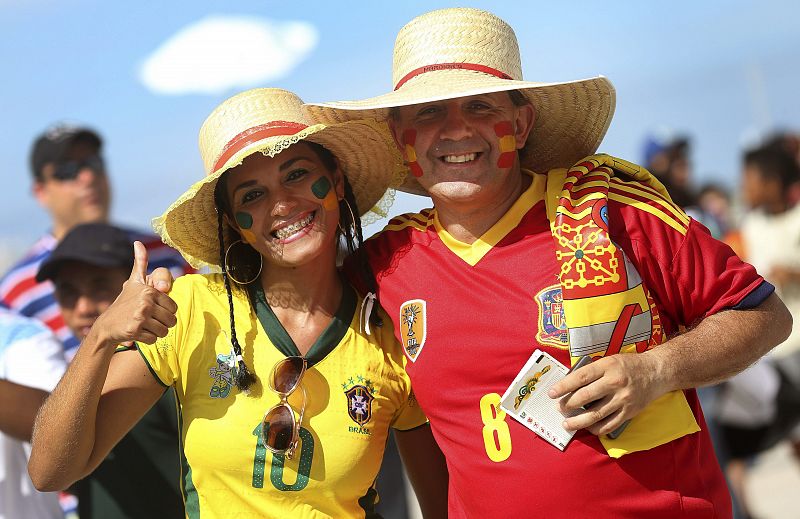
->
xmin=304 ymin=72 xmax=615 ymax=196
xmin=153 ymin=120 xmax=404 ymax=269
xmin=36 ymin=253 xmax=132 ymax=283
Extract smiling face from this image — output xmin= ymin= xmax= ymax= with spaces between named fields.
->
xmin=223 ymin=142 xmax=343 ymax=270
xmin=388 ymin=92 xmax=534 ymax=208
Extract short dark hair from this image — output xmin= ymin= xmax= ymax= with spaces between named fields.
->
xmin=744 ymin=146 xmax=800 ymax=191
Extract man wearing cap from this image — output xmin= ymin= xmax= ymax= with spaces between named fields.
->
xmin=36 ymin=222 xmax=183 ymax=519
xmin=307 ymin=7 xmax=793 ymax=517
xmin=0 ymin=125 xmax=192 ymax=361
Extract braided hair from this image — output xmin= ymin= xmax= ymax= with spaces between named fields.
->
xmin=215 ymin=176 xmax=257 ymax=392
xmin=211 ymin=142 xmax=384 ymax=393
xmin=306 ymin=142 xmax=383 ymax=329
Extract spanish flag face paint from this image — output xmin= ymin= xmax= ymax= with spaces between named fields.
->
xmin=235 ymin=211 xmax=258 ymax=245
xmin=311 ymin=176 xmax=338 ymax=211
xmin=402 ymin=129 xmax=424 ymax=178
xmin=495 ymin=121 xmax=517 ymax=169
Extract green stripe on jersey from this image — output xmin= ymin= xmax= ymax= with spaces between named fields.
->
xmin=249 ymin=281 xmax=356 ymax=366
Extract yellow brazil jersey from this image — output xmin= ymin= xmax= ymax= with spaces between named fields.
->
xmin=137 ymin=274 xmax=425 ymax=519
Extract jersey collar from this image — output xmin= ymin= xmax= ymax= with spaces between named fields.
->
xmin=433 ymin=169 xmax=546 ymax=266
xmin=248 ymin=281 xmax=356 ymax=366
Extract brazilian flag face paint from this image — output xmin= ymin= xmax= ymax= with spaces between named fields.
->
xmin=235 ymin=211 xmax=253 ymax=229
xmin=234 ymin=211 xmax=258 ymax=245
xmin=312 ymin=176 xmax=338 ymax=211
xmin=311 ymin=176 xmax=332 ymax=199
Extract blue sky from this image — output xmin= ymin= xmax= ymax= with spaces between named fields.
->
xmin=1 ymin=0 xmax=798 ymax=265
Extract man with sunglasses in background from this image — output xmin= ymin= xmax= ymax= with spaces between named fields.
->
xmin=0 ymin=125 xmax=193 ymax=362
xmin=0 ymin=125 xmax=190 ymax=516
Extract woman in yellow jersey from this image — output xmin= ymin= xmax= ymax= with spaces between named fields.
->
xmin=29 ymin=88 xmax=448 ymax=518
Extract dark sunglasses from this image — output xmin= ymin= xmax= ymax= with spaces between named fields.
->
xmin=50 ymin=155 xmax=105 ymax=181
xmin=261 ymin=356 xmax=307 ymax=459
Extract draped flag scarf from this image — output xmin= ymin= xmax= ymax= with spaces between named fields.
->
xmin=544 ymin=154 xmax=700 ymax=457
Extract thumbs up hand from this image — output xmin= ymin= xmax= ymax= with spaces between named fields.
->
xmin=93 ymin=241 xmax=179 ymax=347
xmin=146 ymin=267 xmax=175 ymax=294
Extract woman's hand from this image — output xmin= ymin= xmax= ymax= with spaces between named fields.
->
xmin=90 ymin=241 xmax=178 ymax=347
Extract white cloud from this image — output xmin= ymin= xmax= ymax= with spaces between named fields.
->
xmin=139 ymin=15 xmax=318 ymax=95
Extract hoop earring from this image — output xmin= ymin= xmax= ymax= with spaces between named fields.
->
xmin=224 ymin=240 xmax=262 ymax=285
xmin=338 ymin=198 xmax=358 ymax=234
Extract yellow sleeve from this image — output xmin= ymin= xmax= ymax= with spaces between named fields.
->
xmin=391 ymin=386 xmax=428 ymax=431
xmin=387 ymin=326 xmax=428 ymax=431
xmin=136 ymin=275 xmax=196 ymax=388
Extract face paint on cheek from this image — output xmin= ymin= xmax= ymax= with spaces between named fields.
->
xmin=235 ymin=211 xmax=253 ymax=229
xmin=402 ymin=129 xmax=423 ymax=178
xmin=234 ymin=212 xmax=258 ymax=245
xmin=494 ymin=121 xmax=517 ymax=169
xmin=239 ymin=228 xmax=258 ymax=245
xmin=311 ymin=176 xmax=338 ymax=211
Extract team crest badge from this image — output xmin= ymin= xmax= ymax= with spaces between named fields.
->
xmin=534 ymin=285 xmax=569 ymax=348
xmin=399 ymin=299 xmax=427 ymax=362
xmin=345 ymin=385 xmax=375 ymax=426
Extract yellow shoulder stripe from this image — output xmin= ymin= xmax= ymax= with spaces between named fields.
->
xmin=607 ymin=192 xmax=688 ymax=235
xmin=382 ymin=212 xmax=435 ymax=233
xmin=610 ymin=178 xmax=690 ymax=227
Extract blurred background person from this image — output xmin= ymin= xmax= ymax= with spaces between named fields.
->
xmin=708 ymin=143 xmax=800 ymax=519
xmin=693 ymin=183 xmax=735 ymax=240
xmin=762 ymin=131 xmax=800 ymax=206
xmin=0 ymin=306 xmax=66 ymax=519
xmin=642 ymin=132 xmax=697 ymax=209
xmin=35 ymin=222 xmax=184 ymax=519
xmin=0 ymin=125 xmax=193 ymax=362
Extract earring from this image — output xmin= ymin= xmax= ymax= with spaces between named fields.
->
xmin=224 ymin=240 xmax=262 ymax=285
xmin=338 ymin=198 xmax=358 ymax=234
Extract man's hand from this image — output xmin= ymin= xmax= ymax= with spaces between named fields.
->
xmin=91 ymin=241 xmax=178 ymax=347
xmin=547 ymin=353 xmax=667 ymax=436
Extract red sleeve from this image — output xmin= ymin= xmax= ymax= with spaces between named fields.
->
xmin=612 ymin=208 xmax=764 ymax=329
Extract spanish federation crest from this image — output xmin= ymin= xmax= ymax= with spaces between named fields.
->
xmin=345 ymin=385 xmax=375 ymax=426
xmin=399 ymin=299 xmax=427 ymax=362
xmin=534 ymin=285 xmax=569 ymax=348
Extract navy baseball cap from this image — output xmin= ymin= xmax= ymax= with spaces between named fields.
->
xmin=30 ymin=125 xmax=102 ymax=179
xmin=36 ymin=223 xmax=133 ymax=282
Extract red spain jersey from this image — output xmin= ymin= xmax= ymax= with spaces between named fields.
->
xmin=356 ymin=171 xmax=766 ymax=518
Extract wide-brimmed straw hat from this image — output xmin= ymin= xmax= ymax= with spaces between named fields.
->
xmin=153 ymin=88 xmax=403 ymax=269
xmin=304 ymin=7 xmax=616 ymax=196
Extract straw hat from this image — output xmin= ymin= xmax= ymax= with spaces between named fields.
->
xmin=153 ymin=88 xmax=403 ymax=269
xmin=303 ymin=8 xmax=616 ymax=195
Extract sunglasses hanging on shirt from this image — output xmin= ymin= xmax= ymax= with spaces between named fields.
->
xmin=261 ymin=356 xmax=307 ymax=459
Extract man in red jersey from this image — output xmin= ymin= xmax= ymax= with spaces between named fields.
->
xmin=306 ymin=7 xmax=793 ymax=518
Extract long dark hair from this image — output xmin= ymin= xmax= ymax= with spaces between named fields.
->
xmin=212 ymin=142 xmax=382 ymax=392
